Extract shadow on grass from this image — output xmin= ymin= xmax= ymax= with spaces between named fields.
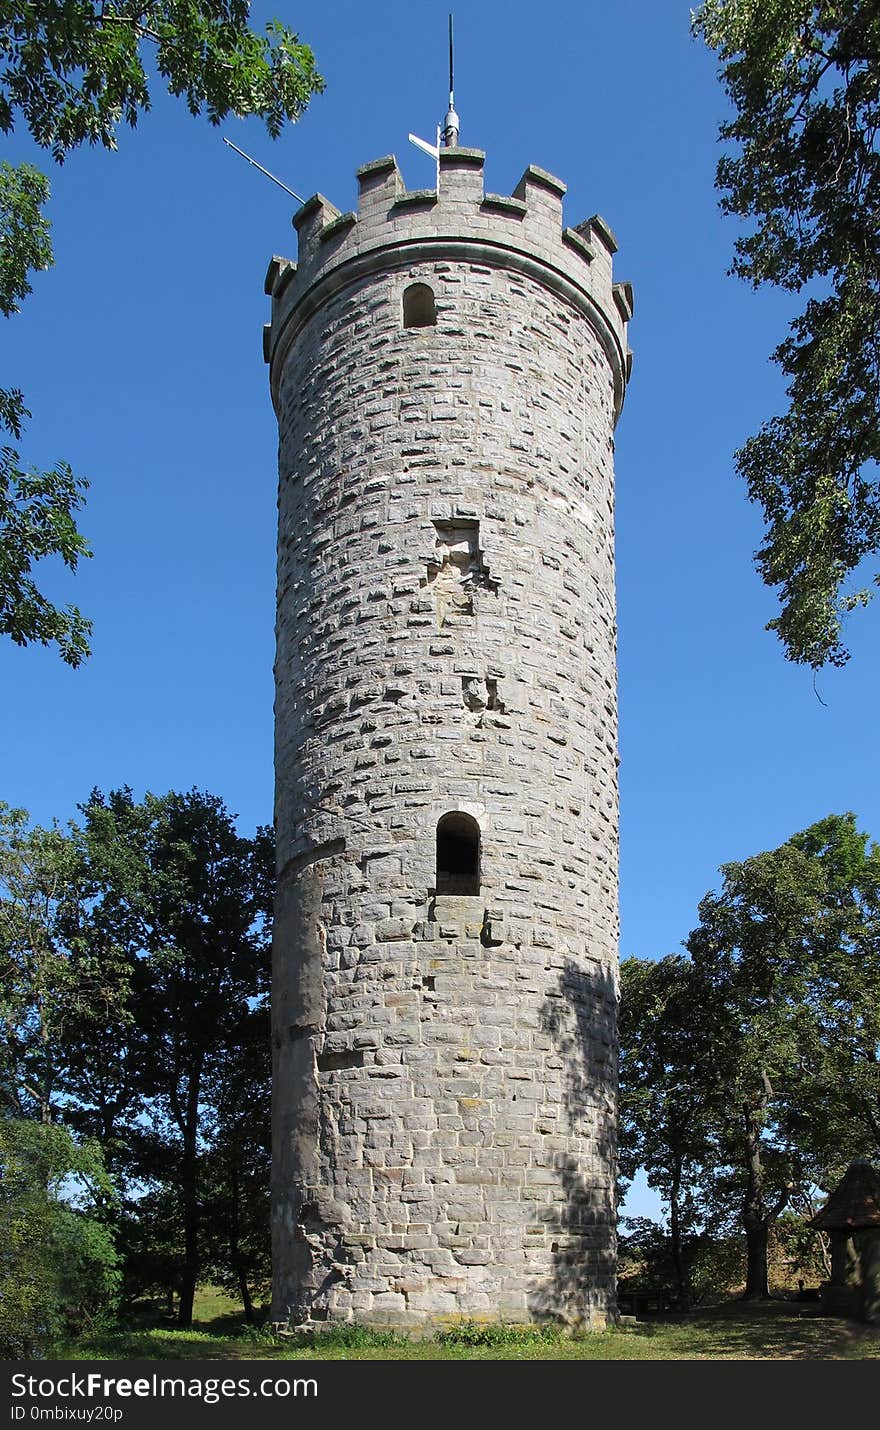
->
xmin=626 ymin=1301 xmax=880 ymax=1361
xmin=60 ymin=1296 xmax=273 ymax=1361
xmin=61 ymin=1300 xmax=880 ymax=1361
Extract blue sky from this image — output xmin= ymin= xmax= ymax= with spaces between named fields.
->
xmin=3 ymin=3 xmax=878 ymax=1218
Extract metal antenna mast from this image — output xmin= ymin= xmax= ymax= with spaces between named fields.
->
xmin=408 ymin=13 xmax=459 ymax=183
xmin=222 ymin=137 xmax=305 ymax=204
xmin=442 ymin=14 xmax=459 ymax=147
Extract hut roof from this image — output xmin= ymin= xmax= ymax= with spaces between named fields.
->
xmin=810 ymin=1160 xmax=880 ymax=1231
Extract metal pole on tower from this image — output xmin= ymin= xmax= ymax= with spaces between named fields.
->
xmin=442 ymin=14 xmax=459 ymax=147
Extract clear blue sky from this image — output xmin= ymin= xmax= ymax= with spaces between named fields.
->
xmin=3 ymin=3 xmax=878 ymax=1218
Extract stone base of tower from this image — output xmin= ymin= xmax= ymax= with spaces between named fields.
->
xmin=271 ymin=871 xmax=618 ymax=1333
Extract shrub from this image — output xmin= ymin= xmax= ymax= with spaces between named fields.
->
xmin=0 ymin=1120 xmax=120 ymax=1357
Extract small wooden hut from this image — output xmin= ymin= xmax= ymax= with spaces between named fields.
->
xmin=810 ymin=1160 xmax=880 ymax=1323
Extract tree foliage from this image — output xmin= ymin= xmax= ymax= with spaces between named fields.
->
xmin=0 ymin=789 xmax=273 ymax=1329
xmin=618 ymin=955 xmax=720 ymax=1304
xmin=0 ymin=1118 xmax=119 ymax=1357
xmin=73 ymin=787 xmax=274 ymax=1325
xmin=694 ymin=0 xmax=880 ymax=666
xmin=0 ymin=449 xmax=92 ymax=663
xmin=0 ymin=1 xmax=323 ymax=664
xmin=0 ymin=1 xmax=322 ymax=156
xmin=0 ymin=801 xmax=130 ymax=1123
xmin=0 ymin=161 xmax=51 ymax=318
xmin=685 ymin=836 xmax=828 ymax=1296
xmin=620 ymin=813 xmax=880 ymax=1299
xmin=781 ymin=813 xmax=880 ymax=1167
xmin=617 ymin=1216 xmax=746 ymax=1306
xmin=0 ymin=159 xmax=92 ymax=663
xmin=200 ymin=1006 xmax=271 ymax=1320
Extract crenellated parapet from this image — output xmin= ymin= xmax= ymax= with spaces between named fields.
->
xmin=264 ymin=148 xmax=633 ymax=421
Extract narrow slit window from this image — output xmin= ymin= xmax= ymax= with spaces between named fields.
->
xmin=436 ymin=812 xmax=480 ymax=896
xmin=403 ymin=282 xmax=437 ymax=328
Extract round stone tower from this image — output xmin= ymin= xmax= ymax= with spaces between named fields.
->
xmin=265 ymin=145 xmax=632 ymax=1329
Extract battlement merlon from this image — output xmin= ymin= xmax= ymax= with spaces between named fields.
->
xmin=265 ymin=150 xmax=633 ymax=421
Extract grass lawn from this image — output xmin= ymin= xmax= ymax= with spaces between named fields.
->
xmin=61 ymin=1290 xmax=880 ymax=1361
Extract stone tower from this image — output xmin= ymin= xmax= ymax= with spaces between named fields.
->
xmin=265 ymin=145 xmax=632 ymax=1329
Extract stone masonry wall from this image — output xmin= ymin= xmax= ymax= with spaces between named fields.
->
xmin=267 ymin=149 xmax=631 ymax=1328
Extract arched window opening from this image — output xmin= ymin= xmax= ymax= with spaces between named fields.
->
xmin=403 ymin=282 xmax=437 ymax=329
xmin=436 ymin=813 xmax=480 ymax=896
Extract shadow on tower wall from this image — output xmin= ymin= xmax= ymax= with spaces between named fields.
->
xmin=531 ymin=958 xmax=618 ymax=1324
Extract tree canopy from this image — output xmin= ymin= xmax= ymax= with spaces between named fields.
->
xmin=0 ymin=2 xmax=322 ymax=156
xmin=618 ymin=954 xmax=720 ymax=1305
xmin=1 ymin=787 xmax=274 ymax=1333
xmin=620 ymin=812 xmax=880 ymax=1302
xmin=0 ymin=1 xmax=323 ymax=665
xmin=0 ymin=1118 xmax=119 ymax=1357
xmin=695 ymin=0 xmax=880 ymax=666
xmin=72 ymin=787 xmax=273 ymax=1326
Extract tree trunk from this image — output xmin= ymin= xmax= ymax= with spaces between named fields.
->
xmin=742 ymin=1215 xmax=770 ymax=1299
xmin=177 ymin=1075 xmax=201 ymax=1328
xmin=229 ymin=1159 xmax=255 ymax=1322
xmin=237 ymin=1270 xmax=255 ymax=1323
xmin=669 ymin=1161 xmax=689 ymax=1308
xmin=741 ymin=1109 xmax=771 ymax=1299
xmin=38 ymin=992 xmax=52 ymax=1125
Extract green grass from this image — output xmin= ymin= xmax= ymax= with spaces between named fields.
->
xmin=58 ymin=1290 xmax=880 ymax=1361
